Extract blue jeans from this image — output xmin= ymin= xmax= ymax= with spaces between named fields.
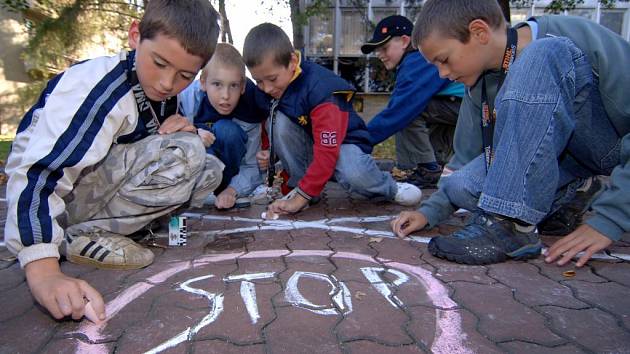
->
xmin=271 ymin=111 xmax=398 ymax=199
xmin=442 ymin=37 xmax=620 ymax=225
xmin=206 ymin=119 xmax=247 ymax=193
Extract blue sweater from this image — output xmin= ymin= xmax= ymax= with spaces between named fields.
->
xmin=367 ymin=51 xmax=464 ymax=145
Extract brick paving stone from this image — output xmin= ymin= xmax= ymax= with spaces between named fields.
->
xmin=235 ymin=256 xmax=287 ymax=277
xmin=498 ymin=341 xmax=586 ymax=353
xmin=0 ymin=308 xmax=57 ymax=353
xmin=195 ymin=281 xmax=282 ymax=344
xmin=287 ymin=229 xmax=332 ymax=250
xmin=450 ymin=282 xmax=565 ymax=345
xmin=531 ymin=258 xmax=608 ymax=283
xmin=115 ymin=307 xmax=201 ymax=353
xmin=285 ymin=253 xmax=336 ymax=271
xmin=432 ymin=262 xmax=494 ymax=285
xmin=272 ymin=260 xmax=342 ymax=309
xmin=371 ymin=237 xmax=425 ymax=266
xmin=247 ymin=230 xmax=292 ymax=252
xmin=264 ymin=306 xmax=343 ymax=354
xmin=488 ymin=262 xmax=588 ymax=308
xmin=539 ymin=306 xmax=630 ymax=353
xmin=592 ymin=262 xmax=630 ymax=287
xmin=0 ymin=263 xmax=24 ymax=292
xmin=330 ymin=257 xmax=381 ymax=283
xmin=205 ymin=234 xmax=252 ymax=253
xmin=406 ymin=306 xmax=503 ymax=354
xmin=193 ymin=340 xmax=265 ymax=354
xmin=0 ymin=282 xmax=35 ymax=322
xmin=565 ymin=280 xmax=630 ymax=327
xmin=335 ymin=280 xmax=414 ymax=345
xmin=328 ymin=231 xmax=378 ymax=256
xmin=344 ymin=340 xmax=425 ymax=353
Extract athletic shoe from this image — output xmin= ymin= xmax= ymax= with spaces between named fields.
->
xmin=394 ymin=182 xmax=423 ymax=206
xmin=65 ymin=231 xmax=154 ymax=270
xmin=538 ymin=177 xmax=603 ymax=236
xmin=428 ymin=213 xmax=542 ymax=265
xmin=405 ymin=165 xmax=442 ymax=189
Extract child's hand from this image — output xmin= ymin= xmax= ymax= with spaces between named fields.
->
xmin=25 ymin=258 xmax=105 ymax=321
xmin=215 ymin=187 xmax=237 ymax=209
xmin=391 ymin=211 xmax=428 ymax=238
xmin=545 ymin=224 xmax=613 ymax=267
xmin=256 ymin=150 xmax=270 ymax=170
xmin=268 ymin=193 xmax=308 ymax=215
xmin=197 ymin=129 xmax=216 ymax=147
xmin=158 ymin=114 xmax=197 ymax=135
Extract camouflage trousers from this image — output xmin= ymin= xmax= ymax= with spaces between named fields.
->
xmin=62 ymin=132 xmax=224 ymax=236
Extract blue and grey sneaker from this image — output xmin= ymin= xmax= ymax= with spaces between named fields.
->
xmin=428 ymin=213 xmax=542 ymax=265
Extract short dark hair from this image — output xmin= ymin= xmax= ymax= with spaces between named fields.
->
xmin=139 ymin=0 xmax=220 ymax=64
xmin=243 ymin=23 xmax=294 ymax=68
xmin=412 ymin=0 xmax=506 ymax=47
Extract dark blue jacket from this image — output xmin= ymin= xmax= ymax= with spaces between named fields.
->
xmin=367 ymin=51 xmax=459 ymax=145
xmin=194 ymin=79 xmax=269 ymax=129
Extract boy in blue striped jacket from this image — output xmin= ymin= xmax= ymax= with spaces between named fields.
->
xmin=4 ymin=0 xmax=222 ymax=322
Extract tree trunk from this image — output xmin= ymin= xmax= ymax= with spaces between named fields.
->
xmin=497 ymin=0 xmax=511 ymax=23
xmin=289 ymin=0 xmax=304 ymax=50
xmin=218 ymin=0 xmax=233 ymax=44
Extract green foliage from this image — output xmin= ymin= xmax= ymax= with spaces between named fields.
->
xmin=1 ymin=0 xmax=142 ymax=78
xmin=510 ymin=0 xmax=616 ymax=13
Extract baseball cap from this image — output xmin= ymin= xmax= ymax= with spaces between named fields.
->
xmin=361 ymin=15 xmax=413 ymax=54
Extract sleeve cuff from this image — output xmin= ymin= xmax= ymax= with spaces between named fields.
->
xmin=17 ymin=243 xmax=61 ymax=269
xmin=294 ymin=186 xmax=313 ymax=201
xmin=418 ymin=205 xmax=441 ymax=228
xmin=585 ymin=214 xmax=625 ymax=242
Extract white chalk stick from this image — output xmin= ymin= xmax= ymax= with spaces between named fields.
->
xmin=261 ymin=211 xmax=279 ymax=220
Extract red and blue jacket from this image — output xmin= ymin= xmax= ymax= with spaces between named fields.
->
xmin=276 ymin=53 xmax=372 ymax=197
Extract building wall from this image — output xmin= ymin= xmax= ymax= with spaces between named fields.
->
xmin=0 ymin=9 xmax=32 ymax=135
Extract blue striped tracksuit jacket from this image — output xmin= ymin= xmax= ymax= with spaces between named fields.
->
xmin=5 ymin=50 xmax=163 ymax=267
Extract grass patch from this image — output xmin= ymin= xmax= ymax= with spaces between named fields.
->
xmin=0 ymin=139 xmax=12 ymax=164
xmin=371 ymin=136 xmax=396 ymax=160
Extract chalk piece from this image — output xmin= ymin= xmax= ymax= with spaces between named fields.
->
xmin=84 ymin=301 xmax=102 ymax=324
xmin=261 ymin=211 xmax=279 ymax=220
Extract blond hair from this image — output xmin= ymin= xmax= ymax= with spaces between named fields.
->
xmin=201 ymin=43 xmax=246 ymax=81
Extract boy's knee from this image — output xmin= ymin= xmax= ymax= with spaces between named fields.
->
xmin=213 ymin=120 xmax=247 ymax=144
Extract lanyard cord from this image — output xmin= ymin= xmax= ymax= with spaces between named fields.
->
xmin=267 ymin=99 xmax=280 ymax=187
xmin=480 ymin=26 xmax=518 ymax=172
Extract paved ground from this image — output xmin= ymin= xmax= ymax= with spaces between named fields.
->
xmin=0 ymin=184 xmax=629 ymax=354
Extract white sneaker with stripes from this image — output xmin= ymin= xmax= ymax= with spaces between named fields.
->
xmin=65 ymin=232 xmax=154 ymax=270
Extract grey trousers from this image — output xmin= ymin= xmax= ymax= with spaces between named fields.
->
xmin=395 ymin=96 xmax=461 ymax=169
xmin=62 ymin=132 xmax=224 ymax=236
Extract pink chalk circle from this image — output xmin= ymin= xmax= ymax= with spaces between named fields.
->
xmin=75 ymin=250 xmax=470 ymax=354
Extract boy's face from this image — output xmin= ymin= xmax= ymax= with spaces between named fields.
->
xmin=128 ymin=22 xmax=204 ymax=101
xmin=201 ymin=62 xmax=245 ymax=115
xmin=248 ymin=53 xmax=298 ymax=100
xmin=419 ymin=27 xmax=489 ymax=87
xmin=374 ymin=36 xmax=409 ymax=70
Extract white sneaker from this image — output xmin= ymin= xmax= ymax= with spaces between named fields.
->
xmin=394 ymin=182 xmax=423 ymax=206
xmin=66 ymin=232 xmax=154 ymax=270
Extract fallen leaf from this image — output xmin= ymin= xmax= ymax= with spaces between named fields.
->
xmin=562 ymin=270 xmax=576 ymax=278
xmin=354 ymin=291 xmax=367 ymax=300
xmin=369 ymin=237 xmax=384 ymax=243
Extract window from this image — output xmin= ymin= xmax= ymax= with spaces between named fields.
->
xmin=600 ymin=10 xmax=625 ymax=34
xmin=308 ymin=9 xmax=333 ymax=56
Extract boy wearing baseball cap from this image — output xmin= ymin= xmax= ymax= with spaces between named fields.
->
xmin=362 ymin=15 xmax=464 ymax=188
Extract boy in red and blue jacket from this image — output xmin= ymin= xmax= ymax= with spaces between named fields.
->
xmin=243 ymin=23 xmax=423 ymax=215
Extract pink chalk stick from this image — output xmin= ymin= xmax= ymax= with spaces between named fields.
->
xmin=84 ymin=301 xmax=103 ymax=324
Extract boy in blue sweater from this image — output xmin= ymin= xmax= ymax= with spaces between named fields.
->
xmin=392 ymin=0 xmax=630 ymax=267
xmin=179 ymin=43 xmax=269 ymax=209
xmin=361 ymin=15 xmax=464 ymax=188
